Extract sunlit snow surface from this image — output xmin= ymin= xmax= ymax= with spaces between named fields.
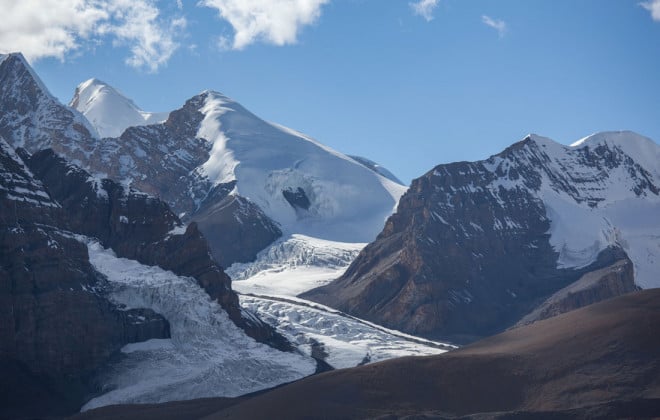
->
xmin=230 ymin=235 xmax=451 ymax=370
xmin=71 ymin=79 xmax=169 ymax=138
xmin=195 ymin=92 xmax=407 ymax=243
xmin=82 ymin=240 xmax=316 ymax=411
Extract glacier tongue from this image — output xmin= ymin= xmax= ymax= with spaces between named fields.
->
xmin=81 ymin=240 xmax=316 ymax=411
xmin=240 ymin=295 xmax=450 ymax=370
xmin=230 ymin=234 xmax=452 ymax=370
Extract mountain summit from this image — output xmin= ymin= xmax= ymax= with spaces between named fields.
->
xmin=70 ymin=78 xmax=169 ymax=138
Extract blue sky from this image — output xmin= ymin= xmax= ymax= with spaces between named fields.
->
xmin=2 ymin=0 xmax=660 ymax=184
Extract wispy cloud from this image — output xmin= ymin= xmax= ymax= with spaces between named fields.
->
xmin=200 ymin=0 xmax=330 ymax=50
xmin=640 ymin=0 xmax=660 ymax=21
xmin=0 ymin=0 xmax=184 ymax=72
xmin=410 ymin=0 xmax=439 ymax=22
xmin=481 ymin=15 xmax=507 ymax=38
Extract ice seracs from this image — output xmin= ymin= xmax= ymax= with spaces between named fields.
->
xmin=229 ymin=233 xmax=450 ymax=369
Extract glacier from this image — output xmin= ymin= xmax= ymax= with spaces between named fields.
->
xmin=81 ymin=234 xmax=449 ymax=411
xmin=230 ymin=234 xmax=452 ymax=370
xmin=81 ymin=239 xmax=316 ymax=410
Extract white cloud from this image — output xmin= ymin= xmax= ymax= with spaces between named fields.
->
xmin=200 ymin=0 xmax=330 ymax=50
xmin=0 ymin=0 xmax=184 ymax=72
xmin=410 ymin=0 xmax=439 ymax=22
xmin=482 ymin=15 xmax=507 ymax=38
xmin=640 ymin=0 xmax=660 ymax=21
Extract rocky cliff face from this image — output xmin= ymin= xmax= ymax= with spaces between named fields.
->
xmin=0 ymin=53 xmax=97 ymax=161
xmin=193 ymin=185 xmax=282 ymax=268
xmin=0 ymin=137 xmax=170 ymax=417
xmin=304 ymin=133 xmax=660 ymax=343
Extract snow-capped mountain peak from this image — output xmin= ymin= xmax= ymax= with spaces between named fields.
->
xmin=70 ymin=78 xmax=169 ymax=138
xmin=195 ymin=90 xmax=407 ymax=242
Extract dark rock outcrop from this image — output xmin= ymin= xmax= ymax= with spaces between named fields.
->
xmin=191 ymin=181 xmax=282 ymax=267
xmin=516 ymin=257 xmax=638 ymax=326
xmin=282 ymin=186 xmax=311 ymax=210
xmin=120 ymin=308 xmax=172 ymax=344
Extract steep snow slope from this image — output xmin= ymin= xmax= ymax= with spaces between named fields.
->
xmin=64 ymin=85 xmax=406 ymax=244
xmin=82 ymin=239 xmax=316 ymax=410
xmin=196 ymin=92 xmax=406 ymax=242
xmin=70 ymin=79 xmax=169 ymax=138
